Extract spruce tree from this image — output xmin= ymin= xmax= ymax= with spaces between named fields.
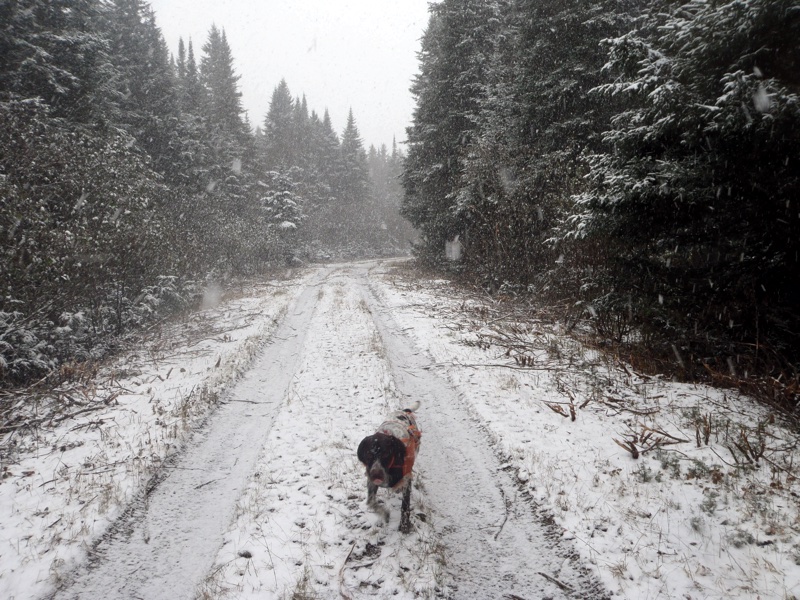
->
xmin=339 ymin=108 xmax=369 ymax=206
xmin=180 ymin=39 xmax=205 ymax=114
xmin=176 ymin=24 xmax=260 ymax=273
xmin=318 ymin=109 xmax=343 ymax=188
xmin=456 ymin=0 xmax=642 ymax=285
xmin=572 ymin=0 xmax=800 ymax=369
xmin=104 ymin=0 xmax=184 ymax=178
xmin=262 ymin=79 xmax=296 ymax=170
xmin=0 ymin=0 xmax=117 ymax=123
xmin=293 ymin=94 xmax=312 ymax=168
xmin=199 ymin=25 xmax=249 ymax=145
xmin=402 ymin=0 xmax=491 ymax=264
xmin=0 ymin=98 xmax=168 ymax=380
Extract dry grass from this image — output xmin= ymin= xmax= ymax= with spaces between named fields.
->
xmin=1 ymin=274 xmax=308 ymax=599
xmin=383 ymin=261 xmax=800 ymax=599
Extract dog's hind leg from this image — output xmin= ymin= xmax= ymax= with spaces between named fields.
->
xmin=399 ymin=479 xmax=412 ymax=533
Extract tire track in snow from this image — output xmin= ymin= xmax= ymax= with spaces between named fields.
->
xmin=49 ymin=268 xmax=333 ymax=600
xmin=359 ymin=263 xmax=609 ymax=599
xmin=198 ymin=264 xmax=442 ymax=598
xmin=47 ymin=261 xmax=608 ymax=599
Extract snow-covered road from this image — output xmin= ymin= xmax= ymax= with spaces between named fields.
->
xmin=362 ymin=267 xmax=606 ymax=599
xmin=7 ymin=259 xmax=798 ymax=600
xmin=51 ymin=268 xmax=330 ymax=600
xmin=50 ymin=262 xmax=606 ymax=599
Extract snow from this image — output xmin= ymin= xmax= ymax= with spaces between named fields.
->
xmin=372 ymin=266 xmax=800 ymax=599
xmin=0 ymin=271 xmax=315 ymax=600
xmin=753 ymin=85 xmax=772 ymax=113
xmin=197 ymin=263 xmax=602 ymax=599
xmin=2 ymin=260 xmax=799 ymax=600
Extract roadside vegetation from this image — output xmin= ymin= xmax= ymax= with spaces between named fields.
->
xmin=401 ymin=0 xmax=800 ymax=415
xmin=1 ymin=1 xmax=413 ymax=388
xmin=380 ymin=262 xmax=800 ymax=598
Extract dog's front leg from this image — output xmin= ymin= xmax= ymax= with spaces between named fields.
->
xmin=399 ymin=479 xmax=412 ymax=533
xmin=366 ymin=481 xmax=390 ymax=524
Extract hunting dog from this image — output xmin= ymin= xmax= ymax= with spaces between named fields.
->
xmin=357 ymin=401 xmax=421 ymax=533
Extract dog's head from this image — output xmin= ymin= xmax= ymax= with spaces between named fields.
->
xmin=357 ymin=432 xmax=406 ymax=488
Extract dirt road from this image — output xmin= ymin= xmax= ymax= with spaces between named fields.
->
xmin=52 ymin=262 xmax=606 ymax=599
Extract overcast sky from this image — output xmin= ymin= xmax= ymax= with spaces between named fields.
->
xmin=147 ymin=0 xmax=432 ymax=149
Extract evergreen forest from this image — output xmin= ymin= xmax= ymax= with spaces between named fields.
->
xmin=0 ymin=0 xmax=411 ymax=384
xmin=2 ymin=0 xmax=799 ymax=411
xmin=402 ymin=0 xmax=799 ymax=409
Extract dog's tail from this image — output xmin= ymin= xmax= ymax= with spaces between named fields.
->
xmin=402 ymin=400 xmax=421 ymax=413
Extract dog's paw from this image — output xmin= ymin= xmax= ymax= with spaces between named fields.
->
xmin=363 ymin=502 xmax=390 ymax=529
xmin=398 ymin=516 xmax=413 ymax=534
xmin=375 ymin=504 xmax=390 ymax=524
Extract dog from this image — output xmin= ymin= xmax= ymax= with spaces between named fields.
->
xmin=357 ymin=401 xmax=421 ymax=533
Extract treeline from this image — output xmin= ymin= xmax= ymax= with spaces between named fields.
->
xmin=0 ymin=0 xmax=409 ymax=385
xmin=258 ymin=79 xmax=412 ymax=259
xmin=403 ymin=0 xmax=800 ymax=401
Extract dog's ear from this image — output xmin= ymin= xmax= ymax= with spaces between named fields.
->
xmin=357 ymin=435 xmax=376 ymax=466
xmin=386 ymin=436 xmax=406 ymax=467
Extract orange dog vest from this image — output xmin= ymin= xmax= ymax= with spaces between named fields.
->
xmin=377 ymin=412 xmax=422 ymax=487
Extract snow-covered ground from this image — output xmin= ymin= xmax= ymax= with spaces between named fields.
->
xmin=1 ymin=260 xmax=798 ymax=599
xmin=374 ymin=264 xmax=800 ymax=600
xmin=0 ymin=270 xmax=315 ymax=599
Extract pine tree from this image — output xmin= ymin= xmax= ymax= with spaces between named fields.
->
xmin=104 ymin=0 xmax=184 ymax=178
xmin=262 ymin=79 xmax=296 ymax=170
xmin=0 ymin=0 xmax=117 ymax=123
xmin=402 ymin=0 xmax=493 ymax=264
xmin=571 ymin=0 xmax=800 ymax=367
xmin=339 ymin=108 xmax=369 ymax=206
